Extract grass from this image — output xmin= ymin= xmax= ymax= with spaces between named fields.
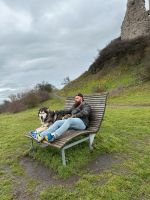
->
xmin=59 ymin=64 xmax=150 ymax=106
xmin=108 ymin=81 xmax=150 ymax=106
xmin=0 ymin=97 xmax=64 ymax=200
xmin=40 ymin=106 xmax=150 ymax=200
xmin=59 ymin=65 xmax=137 ymax=96
xmin=0 ymin=94 xmax=150 ymax=199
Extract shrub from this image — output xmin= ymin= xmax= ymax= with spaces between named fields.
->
xmin=7 ymin=100 xmax=26 ymax=113
xmin=0 ymin=81 xmax=54 ymax=113
xmin=35 ymin=81 xmax=53 ymax=93
xmin=21 ymin=90 xmax=40 ymax=108
xmin=138 ymin=64 xmax=150 ymax=82
xmin=0 ymin=100 xmax=10 ymax=113
xmin=89 ymin=36 xmax=150 ymax=73
xmin=92 ymin=86 xmax=106 ymax=93
xmin=37 ymin=90 xmax=50 ymax=102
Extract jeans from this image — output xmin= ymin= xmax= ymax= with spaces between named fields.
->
xmin=40 ymin=118 xmax=86 ymax=139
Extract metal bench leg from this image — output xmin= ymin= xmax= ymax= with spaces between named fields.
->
xmin=29 ymin=138 xmax=34 ymax=151
xmin=89 ymin=134 xmax=96 ymax=150
xmin=61 ymin=148 xmax=66 ymax=166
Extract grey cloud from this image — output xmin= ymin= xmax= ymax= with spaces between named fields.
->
xmin=0 ymin=0 xmax=127 ymax=103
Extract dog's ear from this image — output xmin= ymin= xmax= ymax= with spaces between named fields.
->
xmin=38 ymin=108 xmax=41 ymax=116
xmin=38 ymin=107 xmax=47 ymax=116
xmin=45 ymin=108 xmax=49 ymax=113
xmin=41 ymin=107 xmax=49 ymax=114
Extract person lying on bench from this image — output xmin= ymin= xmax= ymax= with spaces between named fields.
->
xmin=30 ymin=93 xmax=91 ymax=142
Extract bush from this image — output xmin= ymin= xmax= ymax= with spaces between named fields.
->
xmin=21 ymin=91 xmax=40 ymax=108
xmin=92 ymin=86 xmax=106 ymax=93
xmin=89 ymin=36 xmax=150 ymax=73
xmin=35 ymin=81 xmax=53 ymax=93
xmin=0 ymin=100 xmax=10 ymax=113
xmin=37 ymin=90 xmax=50 ymax=102
xmin=0 ymin=81 xmax=54 ymax=113
xmin=138 ymin=64 xmax=150 ymax=82
xmin=7 ymin=100 xmax=26 ymax=113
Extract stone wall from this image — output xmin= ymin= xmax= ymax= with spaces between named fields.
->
xmin=121 ymin=0 xmax=150 ymax=40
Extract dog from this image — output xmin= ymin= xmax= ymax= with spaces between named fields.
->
xmin=35 ymin=107 xmax=71 ymax=133
xmin=38 ymin=107 xmax=54 ymax=125
xmin=35 ymin=107 xmax=54 ymax=133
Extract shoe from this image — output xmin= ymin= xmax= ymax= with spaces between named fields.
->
xmin=29 ymin=131 xmax=37 ymax=139
xmin=45 ymin=133 xmax=55 ymax=142
xmin=36 ymin=134 xmax=44 ymax=142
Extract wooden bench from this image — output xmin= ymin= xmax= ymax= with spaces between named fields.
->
xmin=26 ymin=93 xmax=108 ymax=165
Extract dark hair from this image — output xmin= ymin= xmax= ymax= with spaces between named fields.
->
xmin=75 ymin=93 xmax=84 ymax=101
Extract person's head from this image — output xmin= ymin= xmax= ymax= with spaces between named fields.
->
xmin=74 ymin=93 xmax=84 ymax=105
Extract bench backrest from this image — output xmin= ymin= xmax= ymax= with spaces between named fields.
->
xmin=65 ymin=93 xmax=108 ymax=133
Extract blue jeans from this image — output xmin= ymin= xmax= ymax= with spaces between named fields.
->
xmin=40 ymin=118 xmax=86 ymax=139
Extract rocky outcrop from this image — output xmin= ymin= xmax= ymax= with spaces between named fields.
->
xmin=121 ymin=0 xmax=150 ymax=40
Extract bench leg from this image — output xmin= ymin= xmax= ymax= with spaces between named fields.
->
xmin=89 ymin=134 xmax=96 ymax=150
xmin=60 ymin=136 xmax=90 ymax=165
xmin=29 ymin=138 xmax=34 ymax=151
xmin=61 ymin=148 xmax=66 ymax=166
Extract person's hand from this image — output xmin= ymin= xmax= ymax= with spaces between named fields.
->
xmin=63 ymin=114 xmax=70 ymax=119
xmin=54 ymin=110 xmax=59 ymax=114
xmin=71 ymin=114 xmax=77 ymax=118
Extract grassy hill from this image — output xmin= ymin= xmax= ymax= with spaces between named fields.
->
xmin=0 ymin=37 xmax=150 ymax=200
xmin=60 ymin=36 xmax=150 ymax=106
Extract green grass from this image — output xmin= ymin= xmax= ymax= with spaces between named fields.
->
xmin=59 ymin=65 xmax=137 ymax=96
xmin=59 ymin=64 xmax=150 ymax=106
xmin=40 ymin=106 xmax=150 ymax=200
xmin=0 ymin=97 xmax=64 ymax=200
xmin=0 ymin=95 xmax=150 ymax=199
xmin=108 ymin=81 xmax=150 ymax=106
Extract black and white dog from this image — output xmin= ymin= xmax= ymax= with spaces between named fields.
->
xmin=38 ymin=107 xmax=55 ymax=125
xmin=36 ymin=107 xmax=71 ymax=133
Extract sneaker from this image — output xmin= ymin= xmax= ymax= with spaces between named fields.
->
xmin=29 ymin=131 xmax=37 ymax=139
xmin=36 ymin=134 xmax=44 ymax=142
xmin=45 ymin=133 xmax=55 ymax=142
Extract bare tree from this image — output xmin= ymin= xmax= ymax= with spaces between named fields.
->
xmin=61 ymin=76 xmax=70 ymax=85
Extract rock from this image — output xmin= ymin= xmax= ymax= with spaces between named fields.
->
xmin=121 ymin=0 xmax=150 ymax=40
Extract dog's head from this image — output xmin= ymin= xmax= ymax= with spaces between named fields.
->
xmin=38 ymin=107 xmax=54 ymax=124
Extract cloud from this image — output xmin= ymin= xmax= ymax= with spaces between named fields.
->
xmin=0 ymin=1 xmax=32 ymax=34
xmin=0 ymin=0 xmax=127 ymax=103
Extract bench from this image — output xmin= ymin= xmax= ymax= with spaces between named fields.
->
xmin=26 ymin=93 xmax=108 ymax=165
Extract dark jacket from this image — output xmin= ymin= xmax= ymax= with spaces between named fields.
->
xmin=56 ymin=102 xmax=91 ymax=128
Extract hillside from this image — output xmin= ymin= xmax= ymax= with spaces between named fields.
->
xmin=60 ymin=36 xmax=150 ymax=105
xmin=1 ymin=37 xmax=150 ymax=200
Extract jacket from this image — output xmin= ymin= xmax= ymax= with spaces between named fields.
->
xmin=56 ymin=101 xmax=91 ymax=128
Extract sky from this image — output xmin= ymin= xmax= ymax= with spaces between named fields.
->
xmin=0 ymin=0 xmax=130 ymax=103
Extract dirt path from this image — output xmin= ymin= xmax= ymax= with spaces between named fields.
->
xmin=12 ymin=153 xmax=124 ymax=200
xmin=12 ymin=156 xmax=78 ymax=200
xmin=86 ymin=153 xmax=123 ymax=173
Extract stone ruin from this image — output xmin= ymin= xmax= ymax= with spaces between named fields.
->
xmin=121 ymin=0 xmax=150 ymax=40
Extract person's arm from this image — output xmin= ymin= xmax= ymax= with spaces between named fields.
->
xmin=73 ymin=104 xmax=91 ymax=118
xmin=55 ymin=108 xmax=72 ymax=115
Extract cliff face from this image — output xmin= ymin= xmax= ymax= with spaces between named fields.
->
xmin=121 ymin=0 xmax=150 ymax=40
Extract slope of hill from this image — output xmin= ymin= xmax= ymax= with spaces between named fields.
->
xmin=60 ymin=36 xmax=150 ymax=105
xmin=0 ymin=36 xmax=150 ymax=200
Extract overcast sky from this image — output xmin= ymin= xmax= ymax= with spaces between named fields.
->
xmin=0 ymin=0 xmax=129 ymax=103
